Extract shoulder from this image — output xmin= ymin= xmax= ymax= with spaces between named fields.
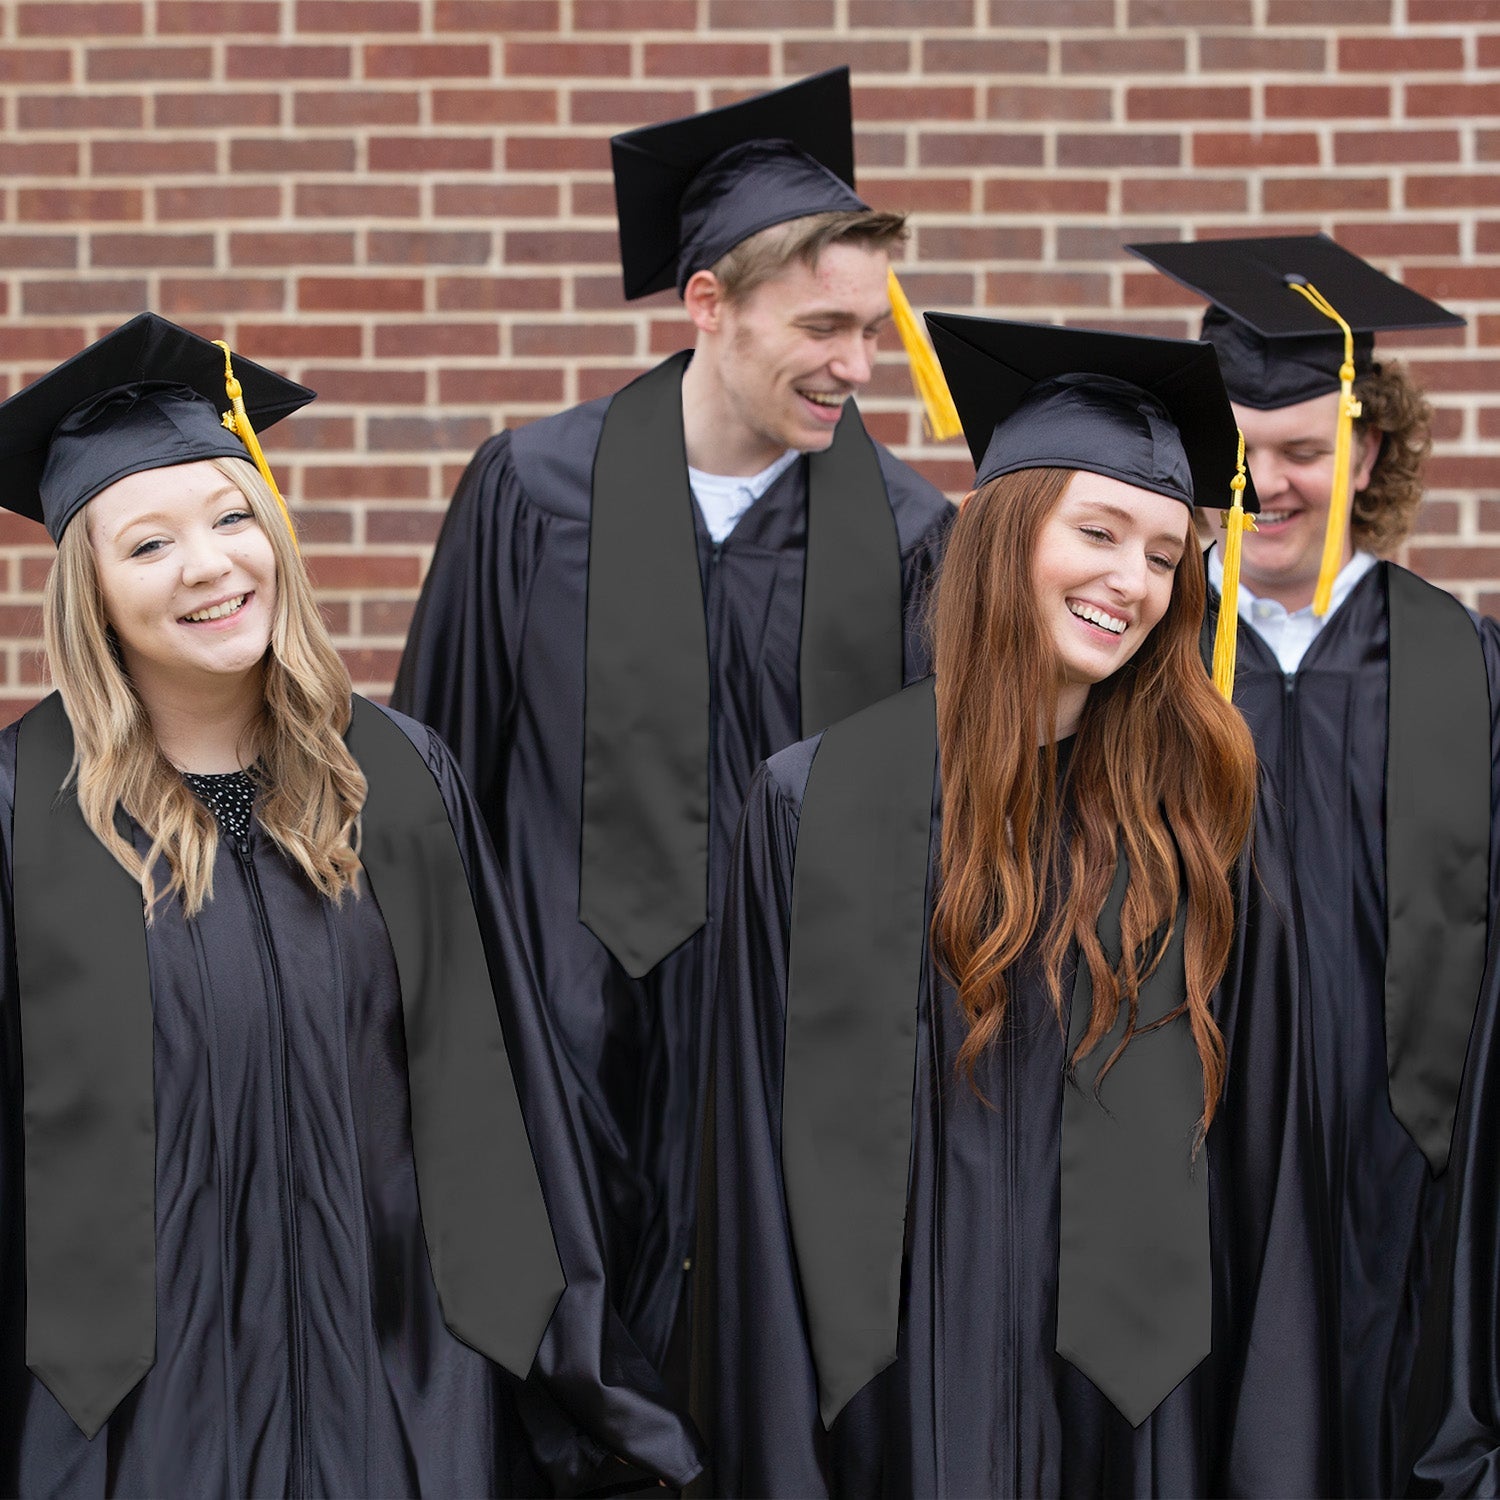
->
xmin=352 ymin=697 xmax=454 ymax=783
xmin=0 ymin=715 xmax=19 ymax=821
xmin=868 ymin=437 xmax=955 ymax=553
xmin=507 ymin=393 xmax=615 ymax=523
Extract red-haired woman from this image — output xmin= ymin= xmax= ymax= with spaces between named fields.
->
xmin=690 ymin=317 xmax=1332 ymax=1497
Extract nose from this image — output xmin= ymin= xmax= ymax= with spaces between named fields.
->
xmin=826 ymin=330 xmax=874 ymax=390
xmin=1105 ymin=545 xmax=1152 ymax=604
xmin=1245 ymin=449 xmax=1290 ymax=503
xmin=179 ymin=531 xmax=234 ymax=588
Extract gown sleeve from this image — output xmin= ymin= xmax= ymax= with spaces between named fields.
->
xmin=0 ymin=728 xmax=27 ymax=1492
xmin=412 ymin=719 xmax=705 ymax=1495
xmin=690 ymin=751 xmax=832 ymax=1499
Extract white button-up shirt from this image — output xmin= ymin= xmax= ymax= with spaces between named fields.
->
xmin=688 ymin=448 xmax=800 ymax=544
xmin=1209 ymin=544 xmax=1377 ymax=675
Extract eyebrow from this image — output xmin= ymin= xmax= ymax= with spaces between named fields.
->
xmin=793 ymin=308 xmax=894 ymax=328
xmin=110 ymin=484 xmax=244 ymax=543
xmin=1073 ymin=497 xmax=1188 ymax=550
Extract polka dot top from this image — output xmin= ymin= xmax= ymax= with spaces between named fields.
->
xmin=182 ymin=769 xmax=256 ymax=847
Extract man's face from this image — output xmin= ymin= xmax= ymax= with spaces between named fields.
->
xmin=1232 ymin=392 xmax=1380 ymax=605
xmin=713 ymin=241 xmax=892 ymax=455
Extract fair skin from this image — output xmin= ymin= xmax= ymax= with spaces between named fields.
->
xmin=1027 ymin=472 xmax=1191 ymax=739
xmin=1224 ymin=392 xmax=1381 ymax=613
xmin=678 ymin=239 xmax=892 ymax=476
xmin=86 ymin=459 xmax=277 ymax=772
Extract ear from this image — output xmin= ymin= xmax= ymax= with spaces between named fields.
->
xmin=1351 ymin=423 xmax=1382 ymax=493
xmin=957 ymin=489 xmax=978 ymax=510
xmin=683 ymin=269 xmax=727 ymax=335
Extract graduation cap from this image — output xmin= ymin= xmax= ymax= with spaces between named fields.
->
xmin=0 ymin=311 xmax=313 ymax=543
xmin=926 ymin=312 xmax=1257 ymax=697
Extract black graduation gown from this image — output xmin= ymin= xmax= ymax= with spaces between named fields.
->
xmin=1207 ymin=560 xmax=1500 ymax=1498
xmin=694 ymin=730 xmax=1330 ymax=1498
xmin=0 ymin=703 xmax=703 ymax=1499
xmin=391 ymin=384 xmax=952 ymax=1377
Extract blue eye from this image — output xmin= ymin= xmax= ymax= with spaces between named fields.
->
xmin=1080 ymin=526 xmax=1112 ymax=542
xmin=130 ymin=538 xmax=165 ymax=558
xmin=217 ymin=509 xmax=253 ymax=527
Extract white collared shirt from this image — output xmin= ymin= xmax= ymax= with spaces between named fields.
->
xmin=687 ymin=448 xmax=800 ymax=544
xmin=1209 ymin=544 xmax=1377 ymax=675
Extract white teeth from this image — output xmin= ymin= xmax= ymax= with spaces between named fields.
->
xmin=800 ymin=391 xmax=845 ymax=408
xmin=1257 ymin=510 xmax=1293 ymax=524
xmin=183 ymin=595 xmax=245 ymax=623
xmin=1068 ymin=600 xmax=1127 ymax=635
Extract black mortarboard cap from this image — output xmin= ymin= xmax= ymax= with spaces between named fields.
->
xmin=925 ymin=312 xmax=1258 ymax=515
xmin=1126 ymin=235 xmax=1465 ymax=410
xmin=0 ymin=311 xmax=314 ymax=542
xmin=611 ymin=68 xmax=868 ymax=300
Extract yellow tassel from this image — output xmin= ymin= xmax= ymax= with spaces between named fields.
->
xmin=1211 ymin=430 xmax=1256 ymax=702
xmin=1285 ymin=280 xmax=1361 ymax=617
xmin=212 ymin=338 xmax=299 ymax=553
xmin=886 ymin=267 xmax=963 ymax=442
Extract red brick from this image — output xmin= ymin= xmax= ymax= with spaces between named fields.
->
xmin=361 ymin=598 xmax=417 ymax=636
xmin=709 ymin=0 xmax=834 ymax=22
xmin=1268 ymin=0 xmax=1388 ymax=15
xmin=0 ymin=234 xmax=78 ymax=269
xmin=916 ymin=225 xmax=1043 ymax=262
xmin=87 ymin=45 xmax=211 ymax=80
xmin=642 ymin=42 xmax=772 ymax=77
xmin=1408 ymin=84 xmax=1500 ymax=118
xmin=851 ymin=0 xmax=972 ymax=21
xmin=856 ymin=132 xmax=910 ymax=169
xmin=370 ymin=135 xmax=493 ymax=172
xmin=368 ymin=230 xmax=492 ymax=266
xmin=984 ymin=271 xmax=1111 ymax=306
xmin=1127 ymin=87 xmax=1251 ymax=122
xmin=287 ymin=508 xmax=355 ymax=546
xmin=986 ymin=85 xmax=1112 ymax=122
xmin=921 ymin=38 xmax=1049 ymax=74
xmin=435 ymin=275 xmax=563 ymax=312
xmin=1341 ymin=35 xmax=1464 ymax=71
xmin=437 ymin=367 xmax=567 ymax=403
xmin=1199 ymin=34 xmax=1325 ymax=72
xmin=1427 ymin=458 xmax=1500 ymax=489
xmin=855 ymin=85 xmax=978 ymax=122
xmin=0 ymin=325 xmax=90 ymax=360
xmin=1336 ymin=130 xmax=1460 ymax=165
xmin=367 ymin=416 xmax=495 ymax=452
xmin=432 ymin=87 xmax=558 ymax=125
xmin=155 ymin=92 xmax=282 ymax=128
xmin=158 ymin=184 xmax=282 ymax=220
xmin=0 ymin=605 xmax=43 ymax=634
xmin=1409 ymin=0 xmax=1500 ymax=17
xmin=570 ymin=180 xmax=621 ymax=216
xmin=1263 ymin=177 xmax=1390 ymax=212
xmin=881 ymin=270 xmax=976 ymax=306
xmin=511 ymin=323 xmax=634 ymax=357
xmin=374 ymin=322 xmax=500 ymax=357
xmin=1406 ymin=176 xmax=1500 ymax=209
xmin=366 ymin=43 xmax=493 ymax=78
xmin=575 ymin=0 xmax=695 ymax=23
xmin=1058 ymin=133 xmax=1182 ymax=168
xmin=294 ymin=89 xmax=421 ymax=127
xmin=505 ymin=228 xmax=619 ymax=265
xmin=569 ymin=89 xmax=695 ymax=126
xmin=507 ymin=41 xmax=631 ymax=76
xmin=1480 ymin=35 xmax=1500 ymax=65
xmin=157 ymin=1 xmax=281 ymax=29
xmin=1407 ymin=267 xmax=1500 ymax=303
xmin=231 ymin=138 xmax=357 ymax=173
xmin=295 ymin=183 xmax=422 ymax=218
xmin=918 ymin=132 xmax=1045 ymax=168
xmin=1122 ymin=271 xmax=1205 ymax=310
xmin=862 ymin=176 xmax=972 ymax=213
xmin=230 ymin=232 xmax=357 ymax=266
xmin=1413 ymin=499 xmax=1461 ymax=536
xmin=1128 ymin=0 xmax=1252 ymax=19
xmin=1060 ymin=37 xmax=1186 ymax=74
xmin=0 ymin=48 xmax=70 ymax=84
xmin=93 ymin=139 xmax=218 ymax=175
xmin=785 ymin=40 xmax=911 ymax=73
xmin=93 ymin=232 xmax=216 ymax=268
xmin=18 ymin=2 xmax=142 ymax=34
xmin=433 ymin=182 xmax=559 ymax=217
xmin=298 ymin=0 xmax=418 ymax=28
xmin=435 ymin=0 xmax=559 ymax=25
xmin=307 ymin=555 xmax=423 ymax=589
xmin=1409 ymin=546 xmax=1500 ymax=579
xmin=302 ymin=466 xmax=431 ymax=501
xmin=17 ymin=93 xmax=141 ymax=129
xmin=226 ymin=44 xmax=351 ymax=79
xmin=984 ymin=178 xmax=1110 ymax=214
xmin=160 ymin=278 xmax=286 ymax=315
xmin=238 ymin=322 xmax=365 ymax=359
xmin=505 ymin=136 xmax=608 ymax=172
xmin=300 ymin=368 xmax=429 ymax=404
xmin=1266 ymin=84 xmax=1391 ymax=119
xmin=1193 ymin=132 xmax=1320 ymax=168
xmin=365 ymin=510 xmax=446 ymax=546
xmin=18 ymin=188 xmax=143 ymax=223
xmin=990 ymin=0 xmax=1111 ymax=18
xmin=0 ymin=142 xmax=79 ymax=176
xmin=299 ymin=278 xmax=426 ymax=313
xmin=1338 ymin=222 xmax=1462 ymax=257
xmin=269 ymin=413 xmax=356 ymax=451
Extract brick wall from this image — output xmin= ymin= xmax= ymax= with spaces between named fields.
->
xmin=0 ymin=0 xmax=1496 ymax=722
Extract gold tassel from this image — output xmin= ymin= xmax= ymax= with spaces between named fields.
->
xmin=212 ymin=338 xmax=299 ymax=553
xmin=1211 ymin=429 xmax=1256 ymax=702
xmin=886 ymin=266 xmax=963 ymax=442
xmin=1285 ymin=279 xmax=1361 ymax=617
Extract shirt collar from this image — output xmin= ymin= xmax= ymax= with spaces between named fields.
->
xmin=1207 ymin=544 xmax=1377 ymax=624
xmin=687 ymin=445 xmax=800 ymax=499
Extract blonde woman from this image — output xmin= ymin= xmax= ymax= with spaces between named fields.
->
xmin=0 ymin=315 xmax=702 ymax=1498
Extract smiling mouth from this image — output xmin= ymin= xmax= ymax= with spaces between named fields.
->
xmin=1252 ymin=509 xmax=1298 ymax=530
xmin=1067 ymin=599 xmax=1128 ymax=635
xmin=797 ymin=389 xmax=848 ymax=412
xmin=181 ymin=593 xmax=248 ymax=624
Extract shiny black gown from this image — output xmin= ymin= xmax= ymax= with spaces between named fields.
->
xmin=391 ymin=392 xmax=951 ymax=1377
xmin=0 ymin=705 xmax=702 ymax=1498
xmin=1208 ymin=561 xmax=1500 ymax=1498
xmin=694 ymin=732 xmax=1331 ymax=1498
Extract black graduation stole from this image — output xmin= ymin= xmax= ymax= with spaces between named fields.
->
xmin=781 ymin=678 xmax=1208 ymax=1428
xmin=578 ymin=351 xmax=903 ymax=979
xmin=13 ymin=693 xmax=565 ymax=1438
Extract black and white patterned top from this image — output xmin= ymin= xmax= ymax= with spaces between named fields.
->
xmin=182 ymin=768 xmax=256 ymax=846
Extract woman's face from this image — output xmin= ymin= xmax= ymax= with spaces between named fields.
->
xmin=87 ymin=460 xmax=277 ymax=691
xmin=1031 ymin=471 xmax=1190 ymax=694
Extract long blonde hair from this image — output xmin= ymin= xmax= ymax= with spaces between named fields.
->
xmin=42 ymin=455 xmax=366 ymax=917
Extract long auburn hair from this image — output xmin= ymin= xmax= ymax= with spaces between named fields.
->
xmin=42 ymin=455 xmax=366 ymax=918
xmin=930 ymin=467 xmax=1259 ymax=1132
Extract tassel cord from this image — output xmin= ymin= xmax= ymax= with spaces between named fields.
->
xmin=1211 ymin=431 xmax=1255 ymax=702
xmin=212 ymin=339 xmax=300 ymax=552
xmin=886 ymin=268 xmax=963 ymax=442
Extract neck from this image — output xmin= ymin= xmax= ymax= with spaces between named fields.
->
xmin=127 ymin=659 xmax=264 ymax=772
xmin=1051 ymin=682 xmax=1089 ymax=743
xmin=679 ymin=341 xmax=789 ymax=477
xmin=1228 ymin=534 xmax=1354 ymax=615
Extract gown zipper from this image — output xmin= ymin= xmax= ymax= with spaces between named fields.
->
xmin=234 ymin=834 xmax=309 ymax=1498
